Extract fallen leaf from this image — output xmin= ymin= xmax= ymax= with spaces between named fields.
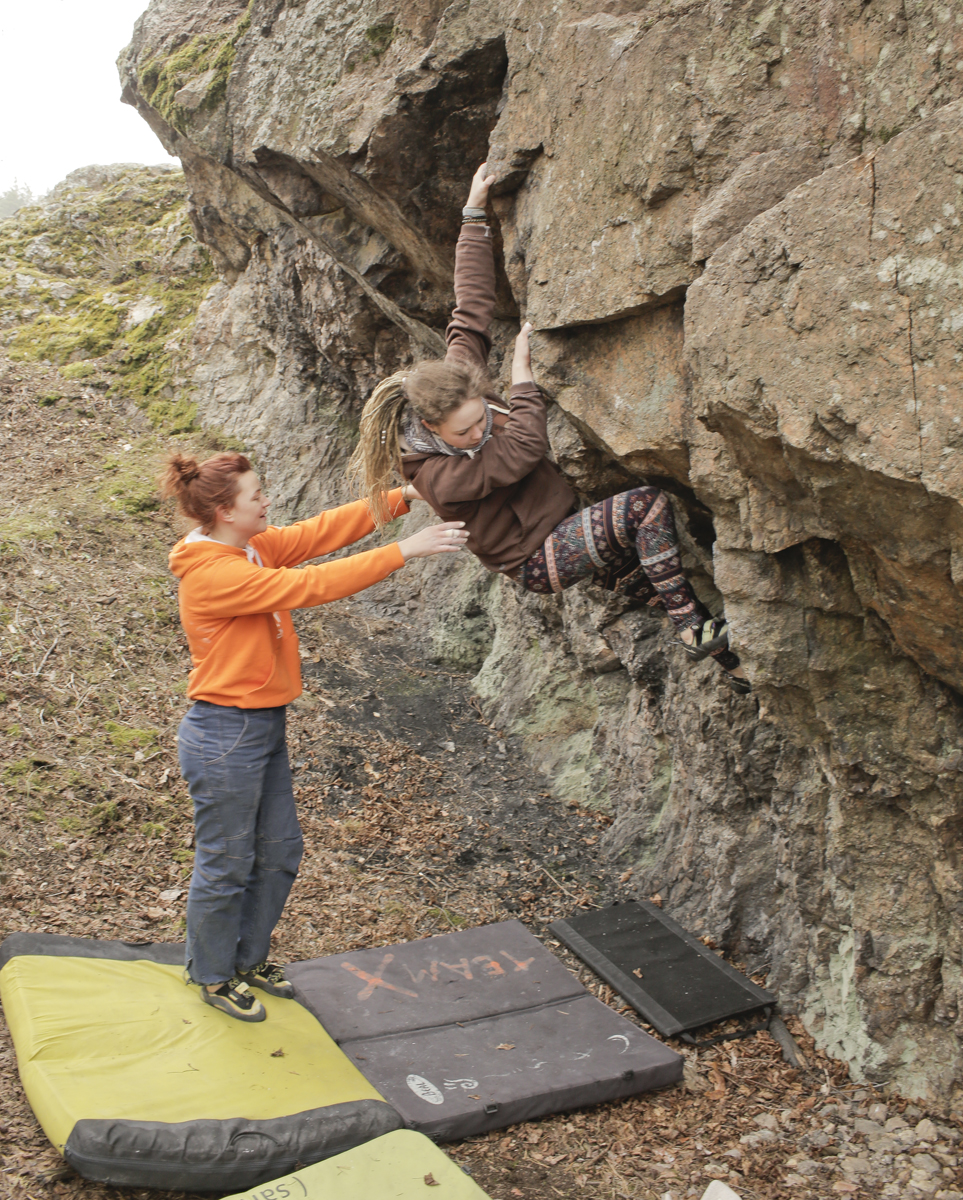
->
xmin=496 ymin=1043 xmax=515 ymax=1050
xmin=511 ymin=1190 xmax=523 ymax=1197
xmin=708 ymin=1067 xmax=726 ymax=1095
xmin=424 ymin=1173 xmax=439 ymax=1186
xmin=270 ymin=1048 xmax=285 ymax=1058
xmin=649 ymin=893 xmax=662 ymax=907
xmin=632 ymin=967 xmax=644 ymax=978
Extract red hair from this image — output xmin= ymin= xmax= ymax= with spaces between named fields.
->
xmin=160 ymin=452 xmax=252 ymax=531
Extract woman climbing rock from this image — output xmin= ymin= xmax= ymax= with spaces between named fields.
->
xmin=162 ymin=453 xmax=468 ymax=1021
xmin=350 ymin=163 xmax=750 ymax=693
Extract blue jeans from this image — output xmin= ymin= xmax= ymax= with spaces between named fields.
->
xmin=177 ymin=701 xmax=304 ymax=985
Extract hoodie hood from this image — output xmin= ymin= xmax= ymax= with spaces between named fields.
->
xmin=169 ymin=530 xmax=262 ymax=580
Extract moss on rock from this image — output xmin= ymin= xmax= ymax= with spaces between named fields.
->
xmin=0 ymin=165 xmax=214 ymax=436
xmin=136 ymin=3 xmax=253 ymax=130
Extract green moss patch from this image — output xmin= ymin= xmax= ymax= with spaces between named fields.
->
xmin=104 ymin=721 xmax=158 ymax=750
xmin=137 ymin=3 xmax=253 ymax=130
xmin=0 ymin=166 xmax=214 ymax=437
xmin=365 ymin=20 xmax=395 ymax=56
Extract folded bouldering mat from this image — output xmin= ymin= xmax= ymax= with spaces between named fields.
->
xmin=0 ymin=933 xmax=401 ymax=1191
xmin=222 ymin=1128 xmax=491 ymax=1200
xmin=550 ymin=901 xmax=774 ymax=1038
xmin=286 ymin=920 xmax=682 ymax=1140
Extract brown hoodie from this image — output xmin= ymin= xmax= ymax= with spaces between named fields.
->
xmin=402 ymin=225 xmax=576 ymax=574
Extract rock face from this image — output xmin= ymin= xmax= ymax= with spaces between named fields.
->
xmin=120 ymin=0 xmax=963 ymax=1109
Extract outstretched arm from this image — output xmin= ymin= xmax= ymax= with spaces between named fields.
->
xmin=446 ymin=162 xmax=497 ymax=370
xmin=190 ymin=521 xmax=470 ymax=618
xmin=253 ymin=489 xmax=410 ymax=568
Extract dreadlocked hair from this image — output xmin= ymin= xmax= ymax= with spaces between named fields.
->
xmin=348 ymin=358 xmax=491 ymax=529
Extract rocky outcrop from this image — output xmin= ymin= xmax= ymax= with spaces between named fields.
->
xmin=119 ymin=0 xmax=963 ymax=1110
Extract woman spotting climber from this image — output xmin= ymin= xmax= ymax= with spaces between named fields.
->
xmin=163 ymin=453 xmax=468 ymax=1021
xmin=349 ymin=163 xmax=750 ymax=693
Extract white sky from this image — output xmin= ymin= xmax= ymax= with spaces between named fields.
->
xmin=0 ymin=0 xmax=178 ymax=198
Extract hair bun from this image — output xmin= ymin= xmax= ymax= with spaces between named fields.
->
xmin=170 ymin=455 xmax=200 ymax=485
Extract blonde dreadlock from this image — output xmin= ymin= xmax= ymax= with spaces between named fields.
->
xmin=349 ymin=358 xmax=493 ymax=530
xmin=348 ymin=371 xmax=410 ymax=530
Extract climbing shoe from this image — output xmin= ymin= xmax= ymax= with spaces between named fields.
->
xmin=201 ymin=977 xmax=266 ymax=1022
xmin=722 ymin=670 xmax=753 ymax=695
xmin=680 ymin=617 xmax=729 ymax=661
xmin=237 ymin=960 xmax=295 ymax=999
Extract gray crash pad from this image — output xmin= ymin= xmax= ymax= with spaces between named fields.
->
xmin=287 ymin=921 xmax=682 ymax=1140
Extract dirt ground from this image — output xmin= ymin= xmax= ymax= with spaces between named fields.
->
xmin=1 ymin=355 xmax=960 ymax=1200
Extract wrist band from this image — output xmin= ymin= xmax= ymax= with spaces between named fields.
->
xmin=462 ymin=205 xmax=487 ymax=218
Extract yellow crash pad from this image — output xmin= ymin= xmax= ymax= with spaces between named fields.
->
xmin=0 ymin=938 xmax=401 ymax=1190
xmin=223 ymin=1129 xmax=492 ymax=1200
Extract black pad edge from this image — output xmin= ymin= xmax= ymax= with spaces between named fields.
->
xmin=549 ymin=920 xmax=686 ymax=1036
xmin=0 ymin=932 xmax=184 ymax=971
xmin=551 ymin=901 xmax=775 ymax=1036
xmin=63 ymin=1100 xmax=403 ymax=1191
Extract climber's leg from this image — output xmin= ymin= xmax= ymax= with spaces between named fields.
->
xmin=517 ymin=490 xmax=750 ymax=691
xmin=514 ymin=500 xmax=634 ymax=595
xmin=616 ymin=487 xmax=751 ymax=689
xmin=612 ymin=487 xmax=749 ymax=688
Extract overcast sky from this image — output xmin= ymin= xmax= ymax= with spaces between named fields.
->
xmin=0 ymin=0 xmax=178 ymax=198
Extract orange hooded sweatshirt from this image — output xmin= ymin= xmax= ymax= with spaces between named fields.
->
xmin=169 ymin=490 xmax=409 ymax=708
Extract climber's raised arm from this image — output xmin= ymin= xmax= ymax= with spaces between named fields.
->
xmin=511 ymin=321 xmax=535 ymax=387
xmin=446 ymin=161 xmax=497 ymax=369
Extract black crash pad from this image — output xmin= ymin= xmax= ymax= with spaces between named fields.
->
xmin=550 ymin=901 xmax=774 ymax=1038
xmin=286 ymin=921 xmax=682 ymax=1140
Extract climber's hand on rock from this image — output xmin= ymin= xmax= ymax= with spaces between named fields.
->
xmin=511 ymin=321 xmax=535 ymax=385
xmin=466 ymin=162 xmax=496 ymax=210
xmin=399 ymin=521 xmax=469 ymax=561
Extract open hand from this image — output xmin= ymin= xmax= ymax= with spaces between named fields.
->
xmin=511 ymin=321 xmax=534 ymax=385
xmin=399 ymin=521 xmax=469 ymax=561
xmin=466 ymin=161 xmax=496 ymax=210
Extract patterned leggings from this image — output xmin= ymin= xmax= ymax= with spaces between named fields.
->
xmin=518 ymin=488 xmax=705 ymax=634
xmin=518 ymin=488 xmax=741 ymax=671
